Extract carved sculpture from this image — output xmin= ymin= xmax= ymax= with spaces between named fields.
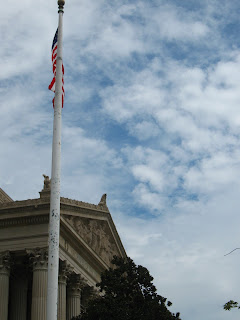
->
xmin=43 ymin=174 xmax=51 ymax=190
xmin=0 ymin=251 xmax=12 ymax=273
xmin=68 ymin=273 xmax=87 ymax=292
xmin=27 ymin=247 xmax=48 ymax=269
xmin=66 ymin=216 xmax=118 ymax=265
xmin=98 ymin=194 xmax=107 ymax=206
xmin=59 ymin=260 xmax=73 ymax=282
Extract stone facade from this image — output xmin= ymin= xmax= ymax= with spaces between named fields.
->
xmin=0 ymin=177 xmax=126 ymax=320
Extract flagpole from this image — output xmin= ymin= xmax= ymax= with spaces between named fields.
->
xmin=47 ymin=1 xmax=65 ymax=320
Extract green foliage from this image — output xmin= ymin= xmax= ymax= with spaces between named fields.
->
xmin=224 ymin=300 xmax=240 ymax=311
xmin=72 ymin=256 xmax=181 ymax=320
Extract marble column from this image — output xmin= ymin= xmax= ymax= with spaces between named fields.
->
xmin=9 ymin=267 xmax=28 ymax=320
xmin=0 ymin=251 xmax=11 ymax=320
xmin=30 ymin=248 xmax=48 ymax=320
xmin=67 ymin=274 xmax=86 ymax=320
xmin=58 ymin=261 xmax=72 ymax=320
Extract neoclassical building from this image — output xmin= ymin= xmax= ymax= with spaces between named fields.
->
xmin=0 ymin=177 xmax=126 ymax=320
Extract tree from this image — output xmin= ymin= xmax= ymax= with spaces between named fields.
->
xmin=72 ymin=256 xmax=181 ymax=320
xmin=224 ymin=300 xmax=240 ymax=311
xmin=223 ymin=248 xmax=240 ymax=311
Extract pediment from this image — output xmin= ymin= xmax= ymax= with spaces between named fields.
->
xmin=0 ymin=188 xmax=13 ymax=204
xmin=63 ymin=215 xmax=120 ymax=266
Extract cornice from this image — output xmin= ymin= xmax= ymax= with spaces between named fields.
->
xmin=0 ymin=198 xmax=49 ymax=210
xmin=0 ymin=196 xmax=109 ymax=214
xmin=60 ymin=197 xmax=109 ymax=213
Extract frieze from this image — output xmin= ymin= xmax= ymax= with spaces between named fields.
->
xmin=64 ymin=216 xmax=118 ymax=266
xmin=0 ymin=215 xmax=49 ymax=228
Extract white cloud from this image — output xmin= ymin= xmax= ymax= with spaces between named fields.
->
xmin=132 ymin=165 xmax=165 ymax=192
xmin=128 ymin=120 xmax=160 ymax=140
xmin=184 ymin=150 xmax=240 ymax=195
xmin=152 ymin=5 xmax=209 ymax=41
xmin=132 ymin=183 xmax=166 ymax=212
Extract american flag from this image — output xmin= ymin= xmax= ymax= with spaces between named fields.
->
xmin=48 ymin=28 xmax=65 ymax=107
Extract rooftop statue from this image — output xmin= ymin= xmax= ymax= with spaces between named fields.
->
xmin=98 ymin=194 xmax=107 ymax=206
xmin=43 ymin=174 xmax=51 ymax=190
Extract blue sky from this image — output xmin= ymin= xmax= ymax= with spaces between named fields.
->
xmin=1 ymin=0 xmax=240 ymax=319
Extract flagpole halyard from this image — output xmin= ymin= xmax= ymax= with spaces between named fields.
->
xmin=46 ymin=1 xmax=65 ymax=320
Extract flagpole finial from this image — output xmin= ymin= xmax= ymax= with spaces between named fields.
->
xmin=58 ymin=0 xmax=65 ymax=12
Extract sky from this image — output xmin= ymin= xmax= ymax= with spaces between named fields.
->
xmin=1 ymin=0 xmax=240 ymax=319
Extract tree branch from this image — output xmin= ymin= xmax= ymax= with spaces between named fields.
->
xmin=224 ymin=248 xmax=240 ymax=256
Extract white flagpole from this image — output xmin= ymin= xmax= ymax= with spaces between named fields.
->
xmin=46 ymin=1 xmax=65 ymax=320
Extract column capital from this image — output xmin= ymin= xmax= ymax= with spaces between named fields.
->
xmin=81 ymin=285 xmax=99 ymax=312
xmin=67 ymin=274 xmax=84 ymax=320
xmin=83 ymin=285 xmax=99 ymax=300
xmin=68 ymin=274 xmax=87 ymax=296
xmin=0 ymin=251 xmax=12 ymax=275
xmin=59 ymin=260 xmax=73 ymax=284
xmin=27 ymin=247 xmax=48 ymax=271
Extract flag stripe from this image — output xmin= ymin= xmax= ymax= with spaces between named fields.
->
xmin=48 ymin=28 xmax=64 ymax=107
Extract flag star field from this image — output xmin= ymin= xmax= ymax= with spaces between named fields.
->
xmin=1 ymin=1 xmax=240 ymax=319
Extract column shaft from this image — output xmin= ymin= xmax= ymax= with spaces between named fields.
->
xmin=0 ymin=271 xmax=10 ymax=320
xmin=67 ymin=290 xmax=81 ymax=320
xmin=67 ymin=274 xmax=85 ymax=320
xmin=31 ymin=268 xmax=48 ymax=320
xmin=30 ymin=248 xmax=48 ymax=320
xmin=58 ymin=260 xmax=73 ymax=320
xmin=58 ymin=278 xmax=67 ymax=320
xmin=0 ymin=252 xmax=11 ymax=320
